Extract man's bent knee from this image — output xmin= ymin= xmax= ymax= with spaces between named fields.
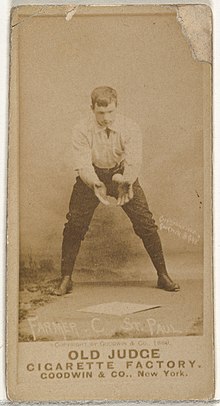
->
xmin=133 ymin=222 xmax=158 ymax=239
xmin=63 ymin=220 xmax=89 ymax=242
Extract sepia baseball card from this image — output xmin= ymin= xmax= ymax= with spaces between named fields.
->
xmin=7 ymin=3 xmax=214 ymax=401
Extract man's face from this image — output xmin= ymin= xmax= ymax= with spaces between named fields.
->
xmin=92 ymin=101 xmax=117 ymax=128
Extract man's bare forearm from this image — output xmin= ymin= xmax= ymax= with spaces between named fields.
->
xmin=78 ymin=167 xmax=100 ymax=189
xmin=122 ymin=164 xmax=140 ymax=185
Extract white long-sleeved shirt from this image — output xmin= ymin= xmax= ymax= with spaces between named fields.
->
xmin=72 ymin=113 xmax=142 ymax=185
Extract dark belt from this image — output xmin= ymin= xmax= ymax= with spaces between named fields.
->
xmin=93 ymin=161 xmax=124 ymax=175
xmin=93 ymin=162 xmax=125 ymax=184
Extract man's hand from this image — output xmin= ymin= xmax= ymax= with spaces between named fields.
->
xmin=94 ymin=181 xmax=109 ymax=206
xmin=112 ymin=174 xmax=133 ymax=206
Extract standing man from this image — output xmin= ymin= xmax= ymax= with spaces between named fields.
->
xmin=53 ymin=86 xmax=180 ymax=295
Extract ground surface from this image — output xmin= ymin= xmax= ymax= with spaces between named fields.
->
xmin=19 ymin=253 xmax=203 ymax=341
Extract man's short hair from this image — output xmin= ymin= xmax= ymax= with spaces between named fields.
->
xmin=91 ymin=86 xmax=117 ymax=109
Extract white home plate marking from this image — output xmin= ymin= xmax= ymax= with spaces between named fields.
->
xmin=77 ymin=302 xmax=161 ymax=316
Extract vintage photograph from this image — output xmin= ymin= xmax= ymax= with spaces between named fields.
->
xmin=7 ymin=4 xmax=213 ymax=401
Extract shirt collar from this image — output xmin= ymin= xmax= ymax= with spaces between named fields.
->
xmin=92 ymin=115 xmax=120 ymax=134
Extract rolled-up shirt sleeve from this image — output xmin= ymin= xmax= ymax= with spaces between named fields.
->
xmin=72 ymin=126 xmax=99 ymax=188
xmin=123 ymin=123 xmax=142 ymax=184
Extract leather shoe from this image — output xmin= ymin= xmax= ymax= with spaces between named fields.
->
xmin=157 ymin=274 xmax=180 ymax=292
xmin=52 ymin=276 xmax=73 ymax=296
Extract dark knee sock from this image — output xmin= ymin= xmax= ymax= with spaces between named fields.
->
xmin=142 ymin=231 xmax=168 ymax=276
xmin=61 ymin=236 xmax=82 ymax=277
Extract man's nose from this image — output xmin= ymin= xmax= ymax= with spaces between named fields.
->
xmin=104 ymin=113 xmax=110 ymax=121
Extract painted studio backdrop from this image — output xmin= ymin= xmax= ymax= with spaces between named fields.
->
xmin=18 ymin=7 xmax=204 ymax=284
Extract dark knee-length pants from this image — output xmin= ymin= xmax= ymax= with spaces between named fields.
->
xmin=61 ymin=165 xmax=167 ymax=277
